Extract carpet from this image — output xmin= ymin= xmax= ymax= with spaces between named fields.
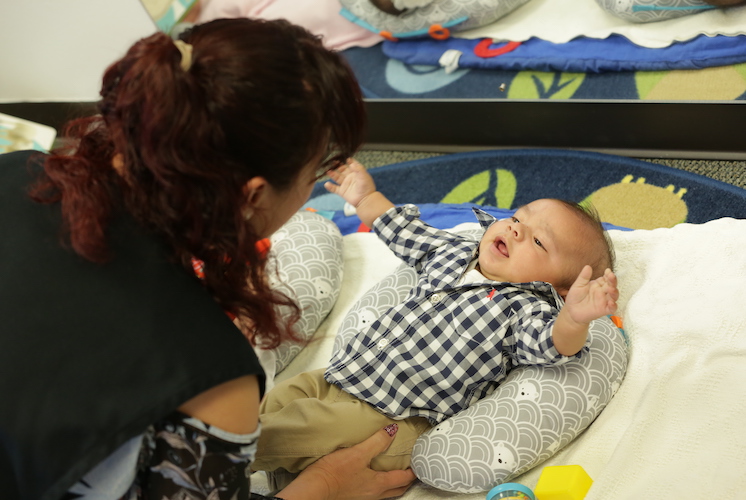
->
xmin=342 ymin=44 xmax=746 ymax=100
xmin=305 ymin=149 xmax=746 ymax=230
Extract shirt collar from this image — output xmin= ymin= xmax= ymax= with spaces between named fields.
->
xmin=472 ymin=207 xmax=499 ymax=230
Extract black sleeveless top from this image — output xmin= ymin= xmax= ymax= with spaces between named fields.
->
xmin=0 ymin=151 xmax=264 ymax=500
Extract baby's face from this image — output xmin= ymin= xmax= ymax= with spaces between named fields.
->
xmin=477 ymin=199 xmax=586 ymax=295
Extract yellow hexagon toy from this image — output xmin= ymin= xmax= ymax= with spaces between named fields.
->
xmin=534 ymin=465 xmax=592 ymax=500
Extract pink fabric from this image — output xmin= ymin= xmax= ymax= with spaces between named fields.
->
xmin=197 ymin=0 xmax=383 ymax=50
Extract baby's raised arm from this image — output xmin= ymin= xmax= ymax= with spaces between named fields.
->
xmin=552 ymin=266 xmax=619 ymax=356
xmin=324 ymin=159 xmax=394 ymax=228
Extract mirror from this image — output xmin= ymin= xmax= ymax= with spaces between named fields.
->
xmin=137 ymin=0 xmax=746 ymax=158
xmin=139 ymin=0 xmax=203 ymax=33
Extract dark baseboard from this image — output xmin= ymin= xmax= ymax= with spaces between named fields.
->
xmin=364 ymin=99 xmax=746 ymax=160
xmin=4 ymin=100 xmax=745 ymax=159
xmin=0 ymin=101 xmax=97 ymax=134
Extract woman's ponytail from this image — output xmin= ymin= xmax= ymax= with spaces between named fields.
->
xmin=32 ymin=19 xmax=366 ymax=349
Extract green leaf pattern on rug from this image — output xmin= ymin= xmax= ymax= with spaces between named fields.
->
xmin=441 ymin=169 xmax=516 ymax=209
xmin=635 ymin=70 xmax=668 ymax=100
xmin=507 ymin=72 xmax=585 ymax=99
xmin=734 ymin=62 xmax=746 ymax=81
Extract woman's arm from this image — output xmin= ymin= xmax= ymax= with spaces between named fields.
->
xmin=179 ymin=374 xmax=261 ymax=434
xmin=179 ymin=377 xmax=414 ymax=500
xmin=142 ymin=407 xmax=261 ymax=499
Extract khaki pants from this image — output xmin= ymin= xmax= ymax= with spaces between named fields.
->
xmin=254 ymin=368 xmax=432 ymax=473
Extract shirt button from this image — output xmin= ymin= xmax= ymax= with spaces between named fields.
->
xmin=429 ymin=293 xmax=443 ymax=305
xmin=377 ymin=338 xmax=390 ymax=351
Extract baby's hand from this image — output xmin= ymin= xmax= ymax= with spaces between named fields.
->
xmin=324 ymin=159 xmax=377 ymax=208
xmin=563 ymin=266 xmax=619 ymax=325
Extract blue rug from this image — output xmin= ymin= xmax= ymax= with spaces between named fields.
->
xmin=305 ymin=149 xmax=746 ymax=231
xmin=341 ymin=43 xmax=746 ymax=100
xmin=382 ymin=35 xmax=746 ymax=74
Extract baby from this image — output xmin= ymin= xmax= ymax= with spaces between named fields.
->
xmin=254 ymin=159 xmax=618 ymax=476
xmin=193 ymin=0 xmax=383 ymax=50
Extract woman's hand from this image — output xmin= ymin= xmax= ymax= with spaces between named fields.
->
xmin=276 ymin=424 xmax=416 ymax=500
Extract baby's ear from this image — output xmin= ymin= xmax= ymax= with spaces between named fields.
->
xmin=555 ymin=277 xmax=575 ymax=300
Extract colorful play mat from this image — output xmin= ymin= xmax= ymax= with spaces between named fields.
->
xmin=305 ymin=149 xmax=746 ymax=231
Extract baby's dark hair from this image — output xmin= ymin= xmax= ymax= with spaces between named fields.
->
xmin=703 ymin=0 xmax=746 ymax=6
xmin=554 ymin=199 xmax=616 ymax=279
xmin=370 ymin=0 xmax=406 ymax=15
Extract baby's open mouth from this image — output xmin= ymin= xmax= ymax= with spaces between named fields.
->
xmin=494 ymin=238 xmax=509 ymax=257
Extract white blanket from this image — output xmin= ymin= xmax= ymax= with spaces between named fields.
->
xmin=458 ymin=0 xmax=746 ymax=48
xmin=269 ymin=216 xmax=746 ymax=499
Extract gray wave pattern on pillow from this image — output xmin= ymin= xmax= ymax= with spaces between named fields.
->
xmin=331 ymin=225 xmax=628 ymax=493
xmin=267 ymin=211 xmax=344 ymax=373
xmin=332 ymin=261 xmax=417 ymax=356
xmin=339 ymin=0 xmax=531 ymax=35
xmin=595 ymin=0 xmax=715 ymax=22
xmin=412 ymin=315 xmax=627 ymax=492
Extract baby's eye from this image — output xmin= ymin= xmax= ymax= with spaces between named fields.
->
xmin=534 ymin=237 xmax=544 ymax=248
xmin=511 ymin=216 xmax=520 ymax=223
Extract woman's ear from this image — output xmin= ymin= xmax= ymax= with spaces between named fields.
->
xmin=243 ymin=177 xmax=268 ymax=207
xmin=243 ymin=177 xmax=269 ymax=220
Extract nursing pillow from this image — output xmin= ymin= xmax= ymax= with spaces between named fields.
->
xmin=331 ymin=226 xmax=629 ymax=493
xmin=594 ymin=0 xmax=718 ymax=23
xmin=263 ymin=211 xmax=344 ymax=376
xmin=338 ymin=0 xmax=532 ymax=40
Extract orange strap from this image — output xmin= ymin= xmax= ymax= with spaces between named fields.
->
xmin=428 ymin=24 xmax=450 ymax=40
xmin=380 ymin=31 xmax=398 ymax=42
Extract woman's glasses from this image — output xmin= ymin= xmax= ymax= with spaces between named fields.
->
xmin=314 ymin=150 xmax=346 ymax=181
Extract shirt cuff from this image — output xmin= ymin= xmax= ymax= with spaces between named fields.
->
xmin=372 ymin=204 xmax=420 ymax=236
xmin=544 ymin=322 xmax=591 ymax=363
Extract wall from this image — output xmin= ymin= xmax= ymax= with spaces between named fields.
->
xmin=0 ymin=0 xmax=158 ymax=103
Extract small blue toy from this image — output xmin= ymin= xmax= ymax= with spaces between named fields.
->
xmin=486 ymin=483 xmax=536 ymax=500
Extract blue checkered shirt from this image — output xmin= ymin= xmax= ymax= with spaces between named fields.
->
xmin=325 ymin=205 xmax=587 ymax=424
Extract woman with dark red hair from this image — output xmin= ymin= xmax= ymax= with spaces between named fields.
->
xmin=0 ymin=18 xmax=414 ymax=500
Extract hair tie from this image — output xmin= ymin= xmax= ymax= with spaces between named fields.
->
xmin=173 ymin=40 xmax=193 ymax=72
